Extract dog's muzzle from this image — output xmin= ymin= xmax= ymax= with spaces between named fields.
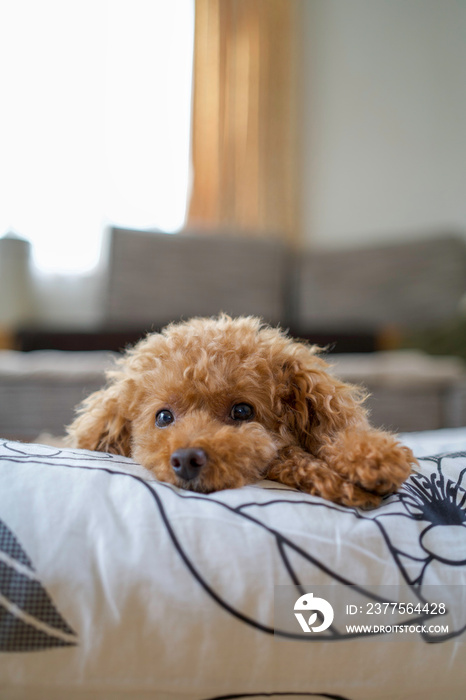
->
xmin=170 ymin=448 xmax=207 ymax=482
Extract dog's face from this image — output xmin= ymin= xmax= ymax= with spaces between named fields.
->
xmin=69 ymin=316 xmax=363 ymax=492
xmin=125 ymin=318 xmax=296 ymax=492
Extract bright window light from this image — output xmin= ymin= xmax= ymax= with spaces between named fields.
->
xmin=0 ymin=0 xmax=194 ymax=274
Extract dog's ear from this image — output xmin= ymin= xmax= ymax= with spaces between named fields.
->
xmin=280 ymin=348 xmax=368 ymax=454
xmin=67 ymin=375 xmax=136 ymax=456
xmin=67 ymin=331 xmax=170 ymax=455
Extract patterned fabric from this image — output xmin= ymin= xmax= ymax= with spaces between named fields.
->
xmin=0 ymin=433 xmax=465 ymax=699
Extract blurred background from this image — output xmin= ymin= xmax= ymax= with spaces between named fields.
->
xmin=1 ymin=0 xmax=466 ymax=439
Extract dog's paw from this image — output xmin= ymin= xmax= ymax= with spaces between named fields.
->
xmin=267 ymin=446 xmax=383 ymax=509
xmin=338 ymin=481 xmax=382 ymax=509
xmin=328 ymin=429 xmax=416 ymax=497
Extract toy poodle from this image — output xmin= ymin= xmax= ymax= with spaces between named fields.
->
xmin=67 ymin=315 xmax=416 ymax=508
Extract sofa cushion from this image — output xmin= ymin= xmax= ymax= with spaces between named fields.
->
xmin=0 ymin=351 xmax=115 ymax=439
xmin=293 ymin=235 xmax=466 ymax=332
xmin=104 ymin=227 xmax=289 ymax=328
xmin=331 ymin=350 xmax=466 ymax=432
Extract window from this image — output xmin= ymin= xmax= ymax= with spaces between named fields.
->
xmin=0 ymin=0 xmax=194 ymax=273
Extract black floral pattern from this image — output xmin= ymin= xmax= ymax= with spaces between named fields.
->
xmin=0 ymin=517 xmax=77 ymax=651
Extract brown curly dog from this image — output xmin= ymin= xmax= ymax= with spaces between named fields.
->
xmin=67 ymin=315 xmax=416 ymax=508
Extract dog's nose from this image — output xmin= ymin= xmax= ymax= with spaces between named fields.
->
xmin=170 ymin=448 xmax=207 ymax=481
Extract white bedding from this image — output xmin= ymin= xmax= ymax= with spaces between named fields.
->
xmin=1 ymin=429 xmax=466 ymax=699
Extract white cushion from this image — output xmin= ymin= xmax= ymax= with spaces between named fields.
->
xmin=1 ymin=433 xmax=466 ymax=698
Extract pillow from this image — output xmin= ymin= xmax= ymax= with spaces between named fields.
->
xmin=1 ymin=435 xmax=465 ymax=699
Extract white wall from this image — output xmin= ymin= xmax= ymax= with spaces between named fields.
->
xmin=297 ymin=0 xmax=466 ymax=249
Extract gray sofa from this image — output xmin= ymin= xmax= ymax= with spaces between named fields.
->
xmin=1 ymin=228 xmax=466 ymax=439
xmin=103 ymin=228 xmax=466 ymax=336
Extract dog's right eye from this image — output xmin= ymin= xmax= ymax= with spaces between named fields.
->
xmin=230 ymin=403 xmax=255 ymax=422
xmin=155 ymin=409 xmax=175 ymax=428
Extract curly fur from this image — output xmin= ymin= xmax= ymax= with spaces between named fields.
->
xmin=67 ymin=315 xmax=416 ymax=508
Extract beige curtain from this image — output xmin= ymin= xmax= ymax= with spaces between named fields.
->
xmin=188 ymin=0 xmax=298 ymax=244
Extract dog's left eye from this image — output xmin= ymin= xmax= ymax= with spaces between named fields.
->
xmin=155 ymin=409 xmax=175 ymax=428
xmin=230 ymin=403 xmax=255 ymax=422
